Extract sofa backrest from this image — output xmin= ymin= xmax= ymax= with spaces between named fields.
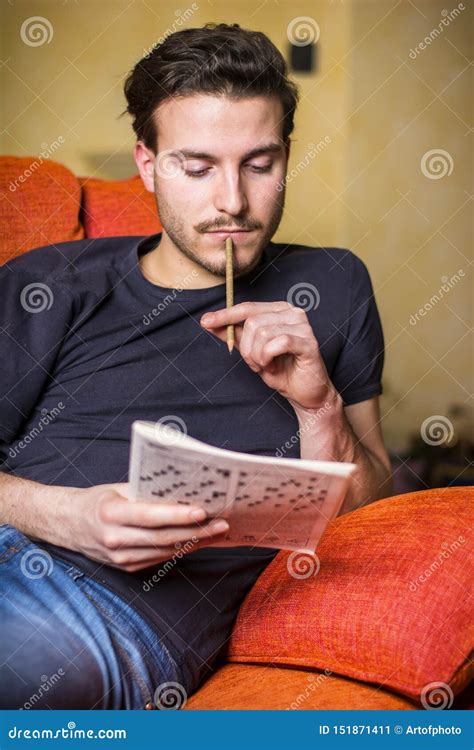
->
xmin=0 ymin=156 xmax=161 ymax=265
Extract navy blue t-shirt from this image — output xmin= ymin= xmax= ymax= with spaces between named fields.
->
xmin=0 ymin=232 xmax=384 ymax=695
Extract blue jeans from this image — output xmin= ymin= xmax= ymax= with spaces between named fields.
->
xmin=0 ymin=525 xmax=183 ymax=709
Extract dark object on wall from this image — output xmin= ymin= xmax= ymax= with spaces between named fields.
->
xmin=390 ymin=404 xmax=473 ymax=495
xmin=391 ymin=447 xmax=474 ymax=496
xmin=289 ymin=42 xmax=316 ymax=73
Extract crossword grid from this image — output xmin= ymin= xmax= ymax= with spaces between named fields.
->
xmin=131 ymin=431 xmax=348 ymax=552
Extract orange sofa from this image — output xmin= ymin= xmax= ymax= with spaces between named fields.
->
xmin=1 ymin=156 xmax=472 ymax=710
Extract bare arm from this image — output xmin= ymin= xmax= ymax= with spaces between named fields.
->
xmin=0 ymin=472 xmax=229 ymax=572
xmin=295 ymin=393 xmax=393 ymax=516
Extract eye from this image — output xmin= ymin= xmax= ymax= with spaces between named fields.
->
xmin=184 ymin=159 xmax=212 ymax=178
xmin=185 ymin=169 xmax=211 ymax=178
xmin=247 ymin=162 xmax=273 ymax=173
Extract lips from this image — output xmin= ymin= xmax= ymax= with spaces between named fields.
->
xmin=205 ymin=230 xmax=255 ymax=241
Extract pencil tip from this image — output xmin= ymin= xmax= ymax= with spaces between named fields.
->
xmin=227 ymin=340 xmax=234 ymax=353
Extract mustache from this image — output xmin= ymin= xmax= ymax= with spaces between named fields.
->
xmin=196 ymin=218 xmax=262 ymax=233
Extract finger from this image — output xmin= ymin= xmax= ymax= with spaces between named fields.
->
xmin=260 ymin=333 xmax=315 ymax=366
xmin=200 ymin=301 xmax=292 ymax=329
xmin=109 ymin=531 xmax=230 ymax=571
xmin=109 ymin=545 xmax=195 ymax=568
xmin=203 ymin=308 xmax=307 ymax=361
xmin=243 ymin=320 xmax=309 ymax=370
xmin=101 ymin=498 xmax=210 ymax=528
xmin=104 ymin=518 xmax=230 ymax=549
xmin=239 ymin=308 xmax=306 ymax=356
xmin=201 ymin=321 xmax=243 ymax=352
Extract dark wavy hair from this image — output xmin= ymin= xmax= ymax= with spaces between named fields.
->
xmin=121 ymin=22 xmax=299 ymax=153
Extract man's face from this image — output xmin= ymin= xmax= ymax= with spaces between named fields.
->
xmin=139 ymin=94 xmax=289 ymax=279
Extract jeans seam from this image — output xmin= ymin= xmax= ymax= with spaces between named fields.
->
xmin=113 ymin=639 xmax=153 ymax=706
xmin=79 ymin=588 xmax=153 ymax=706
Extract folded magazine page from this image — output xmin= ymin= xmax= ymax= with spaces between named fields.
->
xmin=128 ymin=421 xmax=356 ymax=553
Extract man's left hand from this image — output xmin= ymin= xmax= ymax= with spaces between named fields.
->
xmin=200 ymin=301 xmax=336 ymax=412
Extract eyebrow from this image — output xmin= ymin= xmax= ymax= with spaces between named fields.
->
xmin=173 ymin=143 xmax=283 ymax=162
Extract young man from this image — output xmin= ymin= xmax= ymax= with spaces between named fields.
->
xmin=0 ymin=23 xmax=392 ymax=709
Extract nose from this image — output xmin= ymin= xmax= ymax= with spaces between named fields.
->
xmin=212 ymin=167 xmax=249 ymax=217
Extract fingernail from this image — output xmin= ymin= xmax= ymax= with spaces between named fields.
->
xmin=201 ymin=314 xmax=213 ymax=325
xmin=212 ymin=520 xmax=229 ymax=533
xmin=190 ymin=508 xmax=206 ymax=520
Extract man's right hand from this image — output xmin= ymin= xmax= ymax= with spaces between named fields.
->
xmin=67 ymin=483 xmax=230 ymax=572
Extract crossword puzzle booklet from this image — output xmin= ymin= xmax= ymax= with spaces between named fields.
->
xmin=128 ymin=421 xmax=356 ymax=554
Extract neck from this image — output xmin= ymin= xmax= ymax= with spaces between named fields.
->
xmin=139 ymin=231 xmax=226 ymax=290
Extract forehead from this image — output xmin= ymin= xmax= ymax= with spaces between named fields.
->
xmin=153 ymin=94 xmax=284 ymax=153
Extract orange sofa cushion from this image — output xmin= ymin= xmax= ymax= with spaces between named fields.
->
xmin=184 ymin=663 xmax=418 ymax=710
xmin=79 ymin=174 xmax=161 ymax=238
xmin=0 ymin=156 xmax=83 ymax=264
xmin=228 ymin=488 xmax=473 ymax=706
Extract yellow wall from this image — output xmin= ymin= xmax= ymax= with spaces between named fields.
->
xmin=346 ymin=1 xmax=472 ymax=451
xmin=1 ymin=0 xmax=472 ymax=451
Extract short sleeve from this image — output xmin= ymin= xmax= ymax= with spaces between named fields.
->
xmin=330 ymin=254 xmax=384 ymax=406
xmin=0 ymin=264 xmax=74 ymax=445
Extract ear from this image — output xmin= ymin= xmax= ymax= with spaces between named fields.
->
xmin=133 ymin=141 xmax=156 ymax=193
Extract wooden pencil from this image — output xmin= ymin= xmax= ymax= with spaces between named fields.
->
xmin=225 ymin=236 xmax=234 ymax=353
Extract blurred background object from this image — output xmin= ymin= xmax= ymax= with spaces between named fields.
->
xmin=1 ymin=0 xmax=472 ymax=490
